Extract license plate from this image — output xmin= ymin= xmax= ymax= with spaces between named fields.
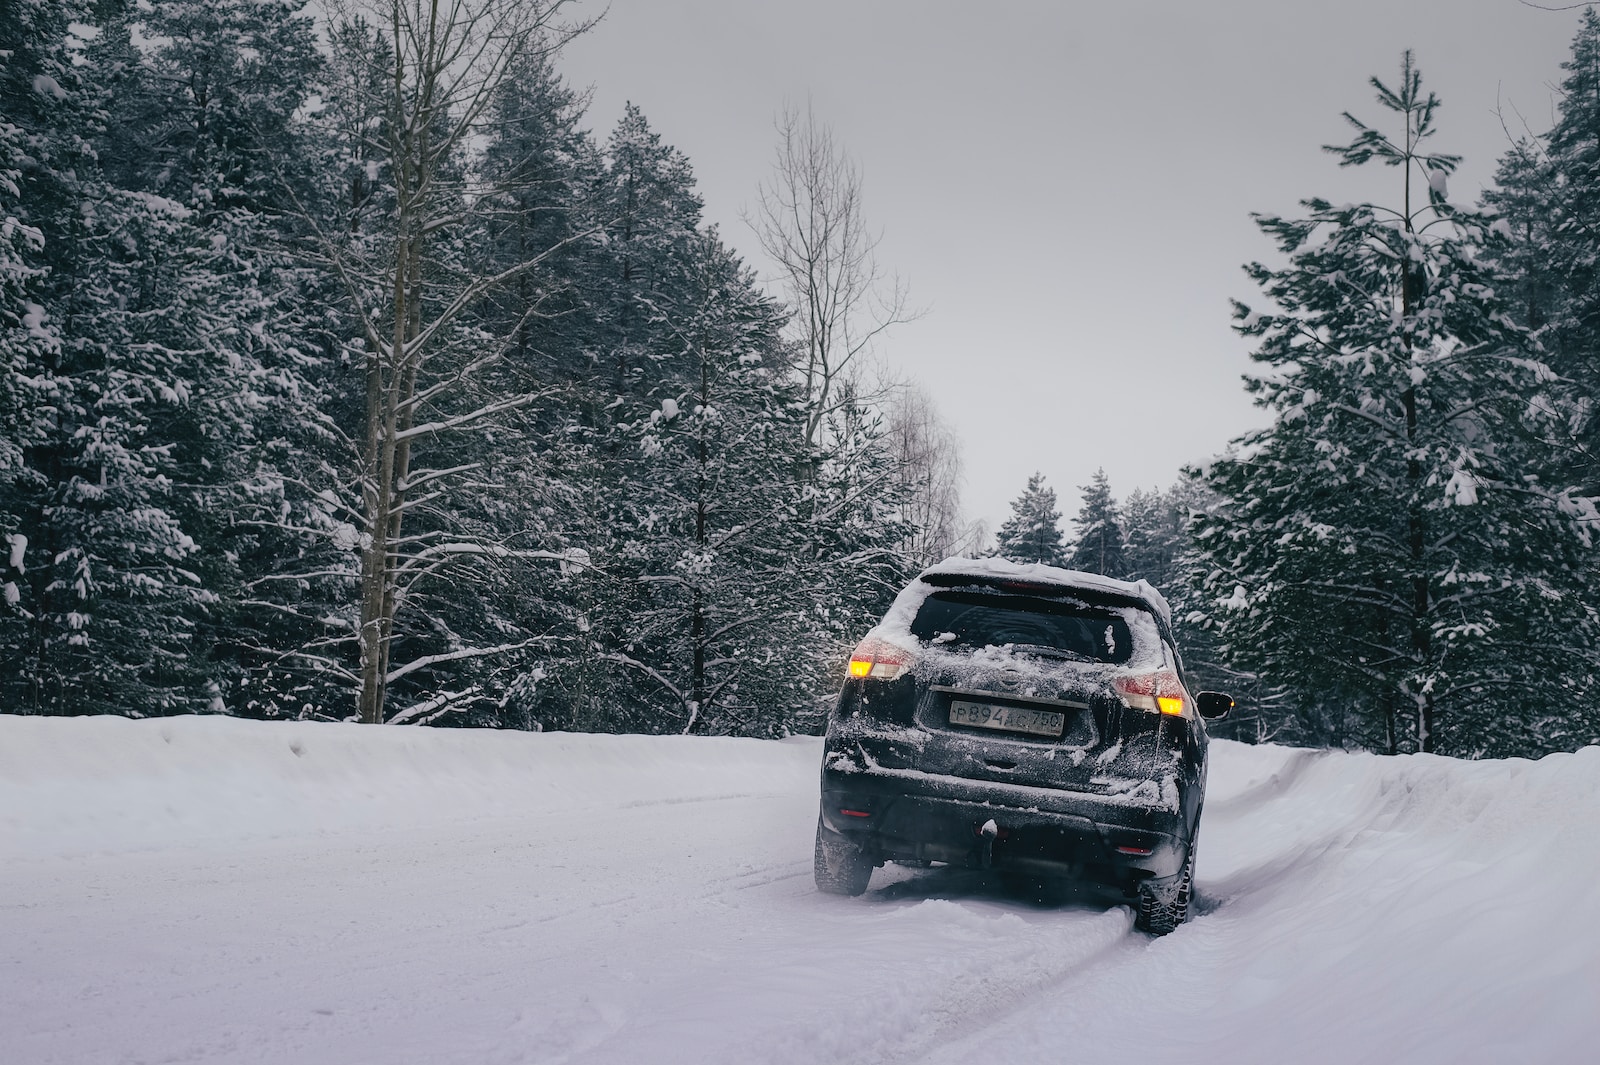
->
xmin=948 ymin=699 xmax=1065 ymax=738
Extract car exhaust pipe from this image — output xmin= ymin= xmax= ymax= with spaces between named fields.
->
xmin=977 ymin=818 xmax=999 ymax=869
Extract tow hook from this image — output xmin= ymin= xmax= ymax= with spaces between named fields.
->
xmin=977 ymin=818 xmax=999 ymax=869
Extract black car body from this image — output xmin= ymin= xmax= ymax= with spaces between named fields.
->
xmin=814 ymin=558 xmax=1231 ymax=933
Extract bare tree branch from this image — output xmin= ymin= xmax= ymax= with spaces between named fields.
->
xmin=748 ymin=101 xmax=919 ymax=445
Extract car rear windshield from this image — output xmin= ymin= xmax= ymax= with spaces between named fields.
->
xmin=909 ymin=590 xmax=1151 ymax=665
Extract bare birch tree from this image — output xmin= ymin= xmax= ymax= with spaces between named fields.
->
xmin=298 ymin=0 xmax=594 ymax=723
xmin=881 ymin=381 xmax=974 ymax=565
xmin=750 ymin=103 xmax=914 ymax=446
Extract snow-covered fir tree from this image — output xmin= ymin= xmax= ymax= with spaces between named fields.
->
xmin=0 ymin=0 xmax=67 ymax=665
xmin=1480 ymin=11 xmax=1600 ymax=504
xmin=1066 ymin=468 xmax=1127 ymax=577
xmin=1191 ymin=53 xmax=1600 ymax=757
xmin=590 ymin=233 xmax=811 ymax=735
xmin=2 ymin=4 xmax=229 ymax=714
xmin=994 ymin=473 xmax=1067 ymax=566
xmin=128 ymin=0 xmax=337 ymax=719
xmin=1121 ymin=484 xmax=1188 ymax=589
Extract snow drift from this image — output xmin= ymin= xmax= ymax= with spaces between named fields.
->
xmin=0 ymin=714 xmax=818 ymax=860
xmin=2 ymin=715 xmax=1596 ymax=1064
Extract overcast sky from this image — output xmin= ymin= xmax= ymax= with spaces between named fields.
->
xmin=560 ymin=0 xmax=1581 ymax=536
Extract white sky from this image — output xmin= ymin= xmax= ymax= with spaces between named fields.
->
xmin=560 ymin=0 xmax=1580 ymax=535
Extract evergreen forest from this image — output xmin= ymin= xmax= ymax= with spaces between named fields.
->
xmin=0 ymin=0 xmax=966 ymax=735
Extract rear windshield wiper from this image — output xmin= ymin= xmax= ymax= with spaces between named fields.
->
xmin=1002 ymin=643 xmax=1094 ymax=663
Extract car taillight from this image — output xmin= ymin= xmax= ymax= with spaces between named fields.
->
xmin=846 ymin=634 xmax=917 ymax=681
xmin=1112 ymin=670 xmax=1190 ymax=718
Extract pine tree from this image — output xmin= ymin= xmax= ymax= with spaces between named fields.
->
xmin=596 ymin=103 xmax=703 ymax=399
xmin=129 ymin=0 xmax=338 ymax=718
xmin=584 ymin=233 xmax=812 ymax=735
xmin=801 ymin=380 xmax=919 ymax=723
xmin=1 ymin=3 xmax=237 ymax=714
xmin=475 ymin=44 xmax=598 ymax=377
xmin=0 ymin=0 xmax=355 ymax=718
xmin=1192 ymin=53 xmax=1600 ymax=757
xmin=1482 ymin=10 xmax=1600 ymax=501
xmin=1480 ymin=139 xmax=1554 ymax=335
xmin=994 ymin=473 xmax=1067 ymax=567
xmin=525 ymin=103 xmax=711 ymax=733
xmin=1542 ymin=9 xmax=1600 ymax=382
xmin=1066 ymin=468 xmax=1127 ymax=577
xmin=0 ymin=0 xmax=69 ymax=647
xmin=562 ymin=110 xmax=916 ymax=737
xmin=1122 ymin=485 xmax=1184 ymax=589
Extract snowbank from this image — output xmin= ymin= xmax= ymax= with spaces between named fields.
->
xmin=0 ymin=714 xmax=819 ymax=859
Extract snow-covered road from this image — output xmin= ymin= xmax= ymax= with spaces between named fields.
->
xmin=2 ymin=716 xmax=1597 ymax=1065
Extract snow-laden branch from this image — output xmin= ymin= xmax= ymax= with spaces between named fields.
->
xmin=398 ymin=462 xmax=483 ymax=493
xmin=386 ymin=685 xmax=486 ymax=725
xmin=596 ymin=651 xmax=687 ymax=706
xmin=245 ymin=568 xmax=361 ymax=589
xmin=394 ymin=390 xmax=552 ymax=443
xmin=394 ymin=541 xmax=590 ymax=579
xmin=385 ymin=640 xmax=538 ymax=685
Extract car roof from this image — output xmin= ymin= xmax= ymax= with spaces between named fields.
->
xmin=915 ymin=557 xmax=1172 ymax=627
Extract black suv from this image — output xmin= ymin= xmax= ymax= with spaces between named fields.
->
xmin=814 ymin=559 xmax=1231 ymax=934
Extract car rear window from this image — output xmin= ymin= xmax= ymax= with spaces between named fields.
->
xmin=909 ymin=590 xmax=1152 ymax=665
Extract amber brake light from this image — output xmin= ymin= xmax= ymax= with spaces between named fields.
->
xmin=846 ymin=634 xmax=917 ymax=681
xmin=1113 ymin=670 xmax=1192 ymax=719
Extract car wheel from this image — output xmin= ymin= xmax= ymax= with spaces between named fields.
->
xmin=813 ymin=821 xmax=874 ymax=896
xmin=1135 ymin=844 xmax=1194 ymax=935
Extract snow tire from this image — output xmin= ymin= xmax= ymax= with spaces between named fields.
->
xmin=1135 ymin=845 xmax=1193 ymax=935
xmin=813 ymin=822 xmax=873 ymax=896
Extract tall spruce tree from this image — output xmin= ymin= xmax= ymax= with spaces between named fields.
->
xmin=589 ymin=233 xmax=815 ymax=735
xmin=1122 ymin=484 xmax=1186 ymax=589
xmin=1 ymin=3 xmax=249 ymax=714
xmin=1066 ymin=468 xmax=1127 ymax=577
xmin=994 ymin=472 xmax=1067 ymax=566
xmin=1192 ymin=53 xmax=1600 ymax=757
xmin=132 ymin=0 xmax=336 ymax=718
xmin=1481 ymin=10 xmax=1600 ymax=501
xmin=0 ymin=0 xmax=70 ymax=658
xmin=1543 ymin=9 xmax=1600 ymax=439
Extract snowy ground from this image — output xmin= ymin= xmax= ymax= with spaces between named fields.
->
xmin=2 ymin=716 xmax=1597 ymax=1065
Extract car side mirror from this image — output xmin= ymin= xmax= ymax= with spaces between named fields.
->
xmin=1196 ymin=691 xmax=1233 ymax=721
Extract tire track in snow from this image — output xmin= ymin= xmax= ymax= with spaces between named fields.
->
xmin=875 ymin=747 xmax=1373 ymax=1062
xmin=671 ymin=867 xmax=1141 ymax=1065
xmin=854 ymin=890 xmax=1142 ymax=1065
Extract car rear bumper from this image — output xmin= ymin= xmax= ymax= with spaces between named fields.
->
xmin=820 ymin=765 xmax=1191 ymax=887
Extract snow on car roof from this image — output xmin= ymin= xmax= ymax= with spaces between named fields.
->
xmin=916 ymin=557 xmax=1172 ymax=626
